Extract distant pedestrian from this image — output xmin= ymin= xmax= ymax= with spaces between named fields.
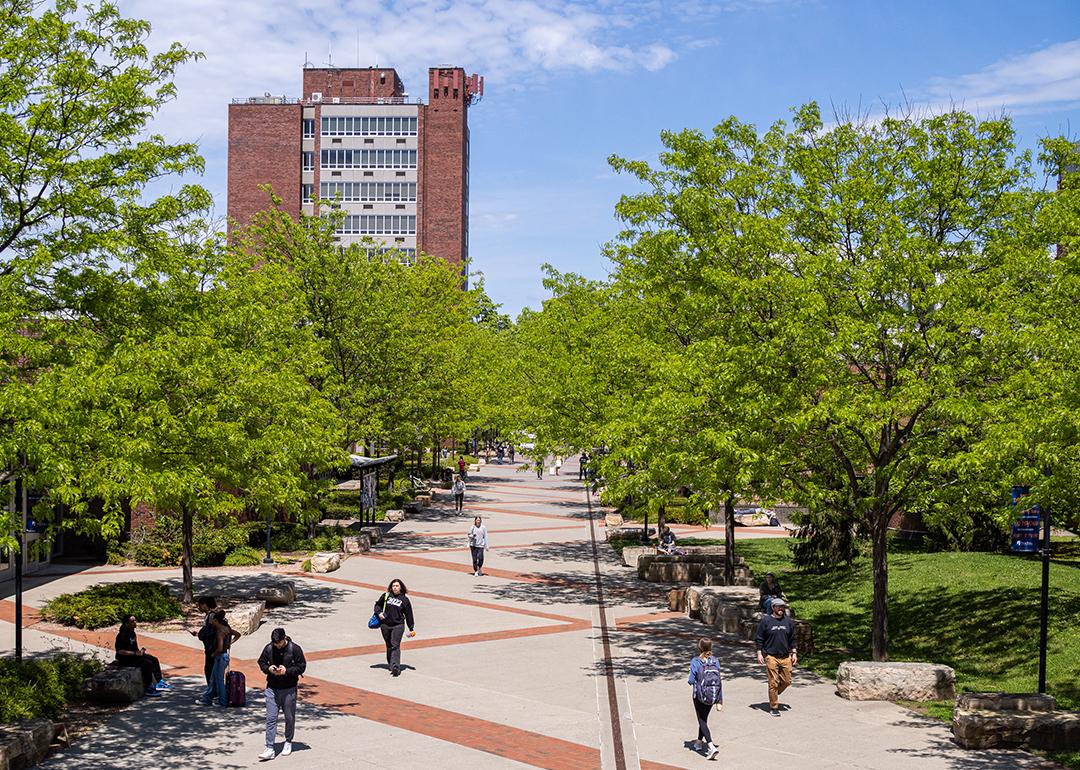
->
xmin=190 ymin=596 xmax=217 ymax=705
xmin=258 ymin=628 xmax=307 ymax=761
xmin=375 ymin=579 xmax=416 ymax=676
xmin=754 ymin=598 xmax=797 ymax=717
xmin=206 ymin=609 xmax=241 ymax=707
xmin=115 ymin=615 xmax=169 ymax=696
xmin=758 ymin=572 xmax=786 ymax=613
xmin=687 ymin=637 xmax=723 ymax=760
xmin=458 ymin=456 xmax=467 ymax=479
xmin=469 ymin=516 xmax=489 ymax=576
xmin=554 ymin=455 xmax=563 ymax=475
xmin=452 ymin=474 xmax=466 ymax=512
xmin=496 ymin=445 xmax=505 ymax=463
xmin=508 ymin=445 xmax=515 ymax=464
xmin=535 ymin=455 xmax=544 ymax=479
xmin=579 ymin=451 xmax=589 ymax=481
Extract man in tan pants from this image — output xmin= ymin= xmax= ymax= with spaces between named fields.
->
xmin=754 ymin=597 xmax=797 ymax=717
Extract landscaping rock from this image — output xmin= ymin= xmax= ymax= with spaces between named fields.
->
xmin=605 ymin=513 xmax=624 ymax=528
xmin=794 ymin=619 xmax=815 ymax=656
xmin=226 ymin=601 xmax=266 ymax=635
xmin=620 ymin=546 xmax=655 ymax=569
xmin=386 ymin=509 xmax=406 ymax=522
xmin=310 ymin=552 xmax=342 ymax=574
xmin=82 ymin=666 xmax=143 ymax=703
xmin=835 ymin=661 xmax=955 ymax=702
xmin=0 ymin=719 xmax=55 ymax=770
xmin=700 ymin=593 xmax=722 ymax=626
xmin=342 ymin=533 xmax=371 ymax=554
xmin=360 ymin=526 xmax=383 ymax=544
xmin=415 ymin=494 xmax=432 ymax=507
xmin=467 ymin=464 xmax=480 ymax=473
xmin=666 ymin=587 xmax=688 ymax=613
xmin=953 ymin=708 xmax=1080 ymax=751
xmin=955 ymin=692 xmax=1056 ymax=712
xmin=255 ymin=581 xmax=296 ymax=606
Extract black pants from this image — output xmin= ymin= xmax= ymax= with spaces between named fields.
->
xmin=536 ymin=466 xmax=543 ymax=478
xmin=381 ymin=623 xmax=405 ymax=670
xmin=118 ymin=654 xmax=161 ymax=690
xmin=693 ymin=698 xmax=713 ymax=744
xmin=203 ymin=652 xmax=213 ymax=684
xmin=471 ymin=546 xmax=485 ymax=572
xmin=455 ymin=493 xmax=464 ymax=512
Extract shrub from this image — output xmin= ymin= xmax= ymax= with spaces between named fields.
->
xmin=126 ymin=517 xmax=250 ymax=567
xmin=0 ymin=654 xmax=103 ymax=723
xmin=789 ymin=519 xmax=860 ymax=572
xmin=41 ymin=581 xmax=182 ymax=629
xmin=301 ymin=558 xmax=312 ymax=572
xmin=223 ymin=546 xmax=263 ymax=566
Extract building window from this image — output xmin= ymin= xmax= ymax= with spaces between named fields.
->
xmin=302 ymin=118 xmax=315 ymax=138
xmin=319 ymin=181 xmax=416 ymax=202
xmin=335 ymin=214 xmax=416 ymax=235
xmin=301 ymin=184 xmax=314 ymax=203
xmin=302 ymin=151 xmax=314 ymax=171
xmin=320 ymin=116 xmax=418 ymax=136
xmin=320 ymin=149 xmax=417 ymax=169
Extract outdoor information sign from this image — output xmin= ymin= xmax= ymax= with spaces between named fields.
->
xmin=1010 ymin=485 xmax=1042 ymax=554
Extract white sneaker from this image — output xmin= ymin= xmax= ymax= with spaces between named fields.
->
xmin=281 ymin=743 xmax=292 ymax=757
xmin=706 ymin=744 xmax=719 ymax=760
xmin=258 ymin=747 xmax=276 ymax=761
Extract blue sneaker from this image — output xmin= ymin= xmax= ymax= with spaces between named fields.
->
xmin=156 ymin=680 xmax=173 ymax=690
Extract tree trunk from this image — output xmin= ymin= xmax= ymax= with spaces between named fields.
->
xmin=657 ymin=505 xmax=666 ymax=544
xmin=431 ymin=442 xmax=438 ymax=479
xmin=724 ymin=493 xmax=736 ymax=586
xmin=870 ymin=512 xmax=889 ymax=661
xmin=180 ymin=505 xmax=194 ymax=604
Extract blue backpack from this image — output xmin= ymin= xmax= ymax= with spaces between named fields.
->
xmin=694 ymin=657 xmax=723 ymax=705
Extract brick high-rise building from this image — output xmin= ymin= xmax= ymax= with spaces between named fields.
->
xmin=228 ymin=66 xmax=483 ymax=267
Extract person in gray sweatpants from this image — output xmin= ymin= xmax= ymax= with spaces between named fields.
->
xmin=257 ymin=628 xmax=307 ymax=761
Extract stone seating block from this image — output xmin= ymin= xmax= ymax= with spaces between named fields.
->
xmin=386 ymin=509 xmax=406 ymax=522
xmin=0 ymin=719 xmax=56 ymax=769
xmin=836 ymin=661 xmax=955 ymax=702
xmin=953 ymin=708 xmax=1080 ymax=751
xmin=342 ymin=534 xmax=371 ymax=554
xmin=700 ymin=593 xmax=722 ymax=626
xmin=605 ymin=513 xmax=624 ymax=529
xmin=621 ymin=546 xmax=655 ymax=569
xmin=227 ymin=601 xmax=266 ymax=635
xmin=361 ymin=526 xmax=383 ymax=544
xmin=310 ymin=552 xmax=342 ymax=574
xmin=667 ymin=587 xmax=688 ymax=613
xmin=83 ymin=666 xmax=143 ymax=703
xmin=955 ymin=692 xmax=1056 ymax=712
xmin=468 ymin=464 xmax=480 ymax=472
xmin=255 ymin=581 xmax=296 ymax=606
xmin=415 ymin=494 xmax=432 ymax=506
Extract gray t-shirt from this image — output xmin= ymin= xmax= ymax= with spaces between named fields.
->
xmin=468 ymin=525 xmax=488 ymax=549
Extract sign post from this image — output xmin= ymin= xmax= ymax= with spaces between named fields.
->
xmin=1010 ymin=486 xmax=1051 ymax=694
xmin=1038 ymin=500 xmax=1051 ymax=694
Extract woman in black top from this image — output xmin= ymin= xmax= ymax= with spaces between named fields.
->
xmin=115 ymin=615 xmax=166 ymax=695
xmin=375 ymin=578 xmax=416 ymax=677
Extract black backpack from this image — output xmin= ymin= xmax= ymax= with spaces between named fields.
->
xmin=694 ymin=657 xmax=723 ymax=705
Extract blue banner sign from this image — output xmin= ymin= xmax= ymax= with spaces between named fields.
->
xmin=1010 ymin=486 xmax=1042 ymax=554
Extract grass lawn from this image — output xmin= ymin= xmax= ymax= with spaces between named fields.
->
xmin=734 ymin=535 xmax=1080 ymax=712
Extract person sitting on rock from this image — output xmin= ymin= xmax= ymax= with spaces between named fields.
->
xmin=759 ymin=572 xmax=787 ymax=614
xmin=115 ymin=614 xmax=169 ymax=696
xmin=658 ymin=525 xmax=681 ymax=555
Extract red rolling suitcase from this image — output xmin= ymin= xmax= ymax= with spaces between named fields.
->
xmin=226 ymin=670 xmax=246 ymax=707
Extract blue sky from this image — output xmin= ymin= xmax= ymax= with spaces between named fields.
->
xmin=123 ymin=0 xmax=1080 ymax=316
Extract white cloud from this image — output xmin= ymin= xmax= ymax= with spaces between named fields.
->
xmin=923 ymin=38 xmax=1080 ymax=116
xmin=117 ymin=0 xmax=682 ymax=151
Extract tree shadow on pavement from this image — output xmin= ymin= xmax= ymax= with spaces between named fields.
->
xmin=38 ymin=676 xmax=346 ymax=770
xmin=884 ymin=731 xmax=1058 ymax=770
xmin=149 ymin=575 xmax=350 ymax=625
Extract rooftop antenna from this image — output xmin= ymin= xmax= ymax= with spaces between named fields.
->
xmin=326 ymin=40 xmax=333 ymax=68
xmin=303 ymin=51 xmax=314 ymax=68
xmin=356 ymin=29 xmax=360 ymax=68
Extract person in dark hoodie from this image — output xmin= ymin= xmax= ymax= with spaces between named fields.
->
xmin=191 ymin=596 xmax=217 ymax=705
xmin=115 ymin=614 xmax=169 ymax=696
xmin=257 ymin=628 xmax=307 ymax=761
xmin=754 ymin=597 xmax=797 ymax=716
xmin=375 ymin=578 xmax=416 ymax=677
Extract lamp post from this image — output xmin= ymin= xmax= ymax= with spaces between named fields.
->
xmin=263 ymin=508 xmax=274 ymax=565
xmin=1038 ymin=499 xmax=1051 ymax=694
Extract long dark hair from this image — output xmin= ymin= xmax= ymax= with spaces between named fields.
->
xmin=387 ymin=578 xmax=408 ymax=595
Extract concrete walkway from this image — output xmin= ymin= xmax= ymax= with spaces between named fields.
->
xmin=0 ymin=458 xmax=1061 ymax=769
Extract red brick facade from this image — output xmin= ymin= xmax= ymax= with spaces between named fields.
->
xmin=418 ymin=68 xmax=469 ymax=269
xmin=227 ymin=103 xmax=303 ymax=232
xmin=302 ymin=68 xmax=403 ymax=100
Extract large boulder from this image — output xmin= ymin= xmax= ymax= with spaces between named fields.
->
xmin=82 ymin=666 xmax=143 ymax=703
xmin=621 ymin=546 xmax=655 ymax=569
xmin=0 ymin=719 xmax=56 ymax=769
xmin=342 ymin=534 xmax=371 ymax=554
xmin=255 ymin=581 xmax=296 ymax=606
xmin=310 ymin=552 xmax=342 ymax=573
xmin=953 ymin=708 xmax=1080 ymax=751
xmin=604 ymin=513 xmax=624 ymax=529
xmin=227 ymin=601 xmax=266 ymax=635
xmin=835 ymin=661 xmax=955 ymax=702
xmin=361 ymin=526 xmax=383 ymax=544
xmin=955 ymin=692 xmax=1055 ymax=712
xmin=385 ymin=509 xmax=406 ymax=522
xmin=666 ymin=587 xmax=688 ymax=613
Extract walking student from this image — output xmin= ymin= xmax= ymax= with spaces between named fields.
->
xmin=258 ymin=628 xmax=307 ymax=761
xmin=375 ymin=579 xmax=416 ymax=677
xmin=468 ymin=516 xmax=489 ymax=576
xmin=554 ymin=455 xmax=563 ymax=475
xmin=687 ymin=637 xmax=723 ymax=759
xmin=452 ymin=474 xmax=466 ymax=513
xmin=754 ymin=597 xmax=797 ymax=716
xmin=115 ymin=615 xmax=169 ymax=696
xmin=207 ymin=609 xmax=241 ymax=707
xmin=190 ymin=596 xmax=217 ymax=705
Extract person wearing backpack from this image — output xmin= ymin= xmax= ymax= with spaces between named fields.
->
xmin=257 ymin=628 xmax=308 ymax=761
xmin=375 ymin=579 xmax=416 ymax=677
xmin=452 ymin=475 xmax=466 ymax=513
xmin=687 ymin=637 xmax=723 ymax=760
